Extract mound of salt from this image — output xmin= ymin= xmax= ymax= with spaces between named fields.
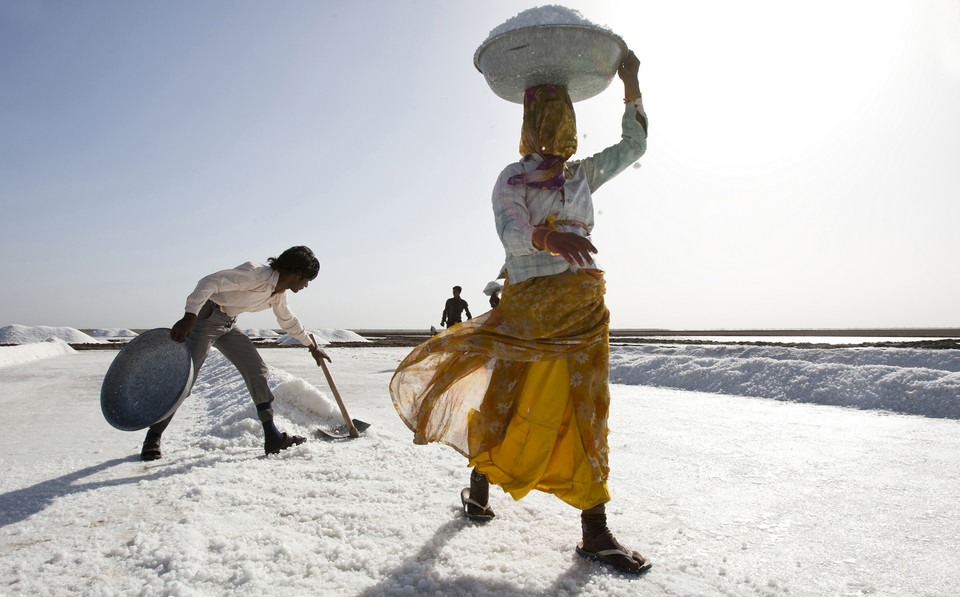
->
xmin=0 ymin=337 xmax=76 ymax=368
xmin=242 ymin=329 xmax=281 ymax=338
xmin=485 ymin=5 xmax=607 ymax=42
xmin=276 ymin=329 xmax=369 ymax=346
xmin=0 ymin=324 xmax=101 ymax=345
xmin=90 ymin=328 xmax=138 ymax=338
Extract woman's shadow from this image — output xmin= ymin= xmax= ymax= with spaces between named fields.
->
xmin=355 ymin=514 xmax=596 ymax=597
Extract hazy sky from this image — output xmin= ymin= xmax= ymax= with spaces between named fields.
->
xmin=2 ymin=0 xmax=959 ymax=331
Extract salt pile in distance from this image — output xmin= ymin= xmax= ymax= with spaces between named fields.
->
xmin=0 ymin=324 xmax=101 ymax=344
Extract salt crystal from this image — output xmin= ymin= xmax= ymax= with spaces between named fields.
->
xmin=485 ymin=5 xmax=610 ymax=42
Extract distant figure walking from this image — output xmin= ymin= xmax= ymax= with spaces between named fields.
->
xmin=441 ymin=286 xmax=472 ymax=328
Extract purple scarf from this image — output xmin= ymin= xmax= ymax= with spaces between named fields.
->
xmin=507 ymin=155 xmax=567 ymax=190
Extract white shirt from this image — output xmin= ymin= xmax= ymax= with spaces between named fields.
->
xmin=492 ymin=102 xmax=647 ymax=283
xmin=184 ymin=262 xmax=311 ymax=346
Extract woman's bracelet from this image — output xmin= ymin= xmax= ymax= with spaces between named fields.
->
xmin=542 ymin=230 xmax=554 ymax=252
xmin=533 ymin=226 xmax=561 ymax=256
xmin=532 ymin=226 xmax=548 ymax=249
xmin=543 ymin=230 xmax=561 ymax=256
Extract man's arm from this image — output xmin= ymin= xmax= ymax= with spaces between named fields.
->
xmin=464 ymin=300 xmax=471 ymax=320
xmin=273 ymin=294 xmax=312 ymax=347
xmin=274 ymin=296 xmax=330 ymax=364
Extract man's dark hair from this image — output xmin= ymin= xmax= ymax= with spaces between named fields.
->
xmin=453 ymin=286 xmax=462 ymax=293
xmin=268 ymin=246 xmax=320 ymax=280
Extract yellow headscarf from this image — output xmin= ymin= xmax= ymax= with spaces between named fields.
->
xmin=519 ymin=85 xmax=577 ymax=159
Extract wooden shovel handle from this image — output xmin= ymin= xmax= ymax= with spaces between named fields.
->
xmin=311 ymin=334 xmax=359 ymax=438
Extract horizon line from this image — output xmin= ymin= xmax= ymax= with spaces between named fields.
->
xmin=68 ymin=327 xmax=960 ymax=338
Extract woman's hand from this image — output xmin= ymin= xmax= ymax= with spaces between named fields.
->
xmin=543 ymin=231 xmax=598 ymax=268
xmin=619 ymin=49 xmax=641 ymax=100
xmin=619 ymin=50 xmax=640 ymax=81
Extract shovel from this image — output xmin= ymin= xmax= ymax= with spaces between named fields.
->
xmin=309 ymin=334 xmax=371 ymax=440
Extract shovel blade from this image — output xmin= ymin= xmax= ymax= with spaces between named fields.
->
xmin=315 ymin=419 xmax=371 ymax=440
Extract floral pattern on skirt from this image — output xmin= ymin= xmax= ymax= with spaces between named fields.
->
xmin=389 ymin=269 xmax=612 ymax=509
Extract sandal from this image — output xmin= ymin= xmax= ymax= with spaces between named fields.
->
xmin=264 ymin=432 xmax=306 ymax=455
xmin=576 ymin=541 xmax=652 ymax=574
xmin=460 ymin=488 xmax=495 ymax=521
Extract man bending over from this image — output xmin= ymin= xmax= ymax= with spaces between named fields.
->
xmin=140 ymin=245 xmax=329 ymax=461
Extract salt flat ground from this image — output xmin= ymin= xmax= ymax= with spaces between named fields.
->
xmin=1 ymin=346 xmax=958 ymax=596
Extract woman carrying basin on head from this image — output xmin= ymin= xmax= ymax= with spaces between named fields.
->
xmin=390 ymin=50 xmax=649 ymax=573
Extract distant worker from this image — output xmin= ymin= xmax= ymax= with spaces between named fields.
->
xmin=441 ymin=286 xmax=472 ymax=328
xmin=140 ymin=246 xmax=330 ymax=462
xmin=483 ymin=280 xmax=503 ymax=309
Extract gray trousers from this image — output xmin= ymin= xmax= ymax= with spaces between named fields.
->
xmin=185 ymin=300 xmax=275 ymax=406
xmin=147 ymin=301 xmax=274 ymax=437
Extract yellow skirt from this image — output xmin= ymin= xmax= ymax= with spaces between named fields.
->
xmin=389 ymin=270 xmax=612 ymax=510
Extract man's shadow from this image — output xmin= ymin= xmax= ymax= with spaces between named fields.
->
xmin=356 ymin=514 xmax=594 ymax=597
xmin=0 ymin=451 xmax=245 ymax=529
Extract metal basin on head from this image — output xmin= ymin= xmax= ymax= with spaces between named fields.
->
xmin=474 ymin=24 xmax=627 ymax=104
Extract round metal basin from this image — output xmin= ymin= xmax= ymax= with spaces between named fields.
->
xmin=474 ymin=24 xmax=627 ymax=104
xmin=100 ymin=328 xmax=194 ymax=431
